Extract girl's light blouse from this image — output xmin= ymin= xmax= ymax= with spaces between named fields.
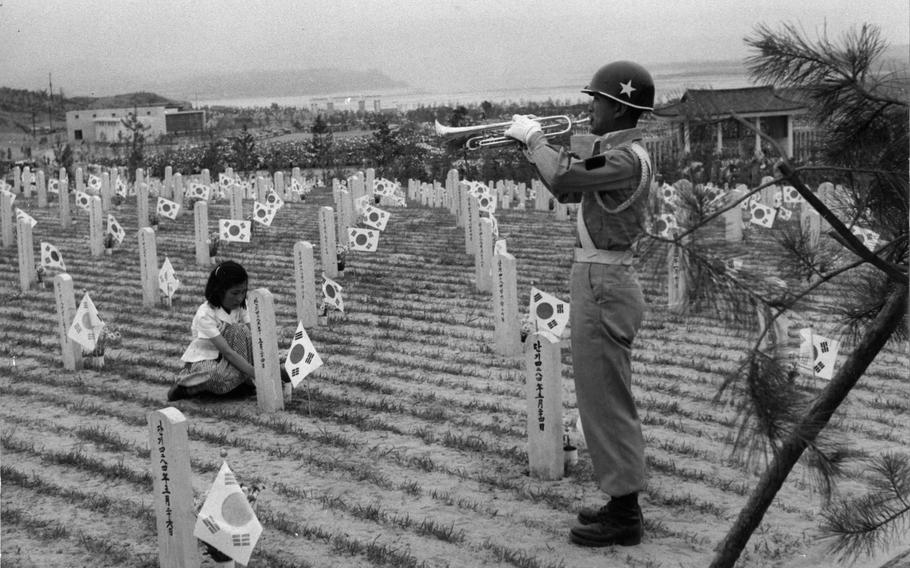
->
xmin=180 ymin=302 xmax=250 ymax=363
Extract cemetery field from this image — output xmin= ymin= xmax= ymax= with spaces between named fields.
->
xmin=1 ymin=185 xmax=908 ymax=568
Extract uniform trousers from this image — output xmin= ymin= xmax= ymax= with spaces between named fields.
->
xmin=570 ymin=261 xmax=646 ymax=496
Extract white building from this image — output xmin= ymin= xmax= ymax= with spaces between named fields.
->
xmin=66 ymin=106 xmax=205 ymax=143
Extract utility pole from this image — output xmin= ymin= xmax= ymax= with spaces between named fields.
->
xmin=48 ymin=73 xmax=54 ymax=133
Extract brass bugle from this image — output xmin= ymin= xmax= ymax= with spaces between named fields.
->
xmin=435 ymin=115 xmax=590 ymax=150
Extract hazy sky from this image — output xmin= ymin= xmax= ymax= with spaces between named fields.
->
xmin=2 ymin=0 xmax=908 ymax=97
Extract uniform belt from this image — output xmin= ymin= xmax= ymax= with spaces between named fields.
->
xmin=573 ymin=247 xmax=634 ymax=265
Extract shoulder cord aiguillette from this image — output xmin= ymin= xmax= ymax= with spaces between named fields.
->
xmin=593 ymin=142 xmax=652 ymax=214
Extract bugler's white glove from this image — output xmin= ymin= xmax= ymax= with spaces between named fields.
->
xmin=503 ymin=114 xmax=542 ymax=145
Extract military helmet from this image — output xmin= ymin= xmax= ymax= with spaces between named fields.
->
xmin=581 ymin=61 xmax=655 ymax=111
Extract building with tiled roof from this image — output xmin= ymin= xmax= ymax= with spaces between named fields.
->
xmin=652 ymin=86 xmax=811 ymax=158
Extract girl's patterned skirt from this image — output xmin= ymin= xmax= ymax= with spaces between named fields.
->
xmin=174 ymin=323 xmax=254 ymax=395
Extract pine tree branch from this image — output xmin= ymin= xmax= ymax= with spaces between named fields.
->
xmin=725 ymin=112 xmax=907 ymax=285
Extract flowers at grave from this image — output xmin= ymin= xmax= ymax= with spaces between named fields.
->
xmin=519 ymin=315 xmax=535 ymax=343
xmin=35 ymin=265 xmax=46 ymax=287
xmin=208 ymin=230 xmax=220 ymax=257
xmin=82 ymin=325 xmax=121 ymax=358
xmin=336 ymin=244 xmax=348 ymax=271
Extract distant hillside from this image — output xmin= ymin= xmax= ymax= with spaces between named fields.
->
xmin=156 ymin=67 xmax=410 ymax=100
xmin=67 ymin=91 xmax=189 ymax=110
xmin=0 ymin=87 xmax=189 ymax=135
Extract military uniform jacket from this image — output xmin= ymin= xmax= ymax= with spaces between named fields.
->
xmin=524 ymin=127 xmax=650 ymax=252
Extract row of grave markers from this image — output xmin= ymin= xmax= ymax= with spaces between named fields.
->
xmin=19 ymin=161 xmax=847 ymax=492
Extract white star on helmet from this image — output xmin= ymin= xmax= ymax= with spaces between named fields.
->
xmin=619 ymin=80 xmax=636 ymax=97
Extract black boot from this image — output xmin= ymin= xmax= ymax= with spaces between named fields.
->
xmin=571 ymin=493 xmax=643 ymax=547
xmin=167 ymin=383 xmax=191 ymax=401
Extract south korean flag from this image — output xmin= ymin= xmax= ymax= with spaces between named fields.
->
xmin=654 ymin=213 xmax=678 ymax=239
xmin=322 ymin=275 xmax=344 ymax=312
xmin=264 ymin=189 xmax=284 ymax=211
xmin=156 ymin=196 xmax=180 ymax=220
xmin=41 ymin=242 xmax=67 ymax=272
xmin=798 ymin=328 xmax=840 ymax=380
xmin=218 ymin=173 xmax=235 ymax=190
xmin=75 ymin=190 xmax=92 ymax=211
xmin=373 ymin=178 xmax=395 ymax=197
xmin=659 ymin=183 xmax=677 ymax=205
xmin=107 ymin=214 xmax=125 ymax=245
xmin=15 ymin=208 xmax=37 ymax=228
xmin=529 ymin=287 xmax=569 ymax=342
xmin=348 ymin=227 xmax=379 ymax=252
xmin=361 ymin=204 xmax=390 ymax=231
xmin=193 ymin=462 xmax=263 ymax=566
xmin=283 ymin=321 xmax=324 ymax=387
xmin=741 ymin=193 xmax=761 ymax=211
xmin=188 ymin=182 xmax=210 ymax=201
xmin=252 ymin=201 xmax=278 ymax=227
xmin=477 ymin=193 xmax=497 ymax=214
xmin=776 ymin=206 xmax=793 ymax=222
xmin=783 ymin=185 xmax=801 ymax=205
xmin=87 ymin=174 xmax=102 ymax=193
xmin=67 ymin=292 xmax=105 ymax=352
xmin=750 ymin=202 xmax=777 ymax=228
xmin=115 ymin=177 xmax=128 ymax=197
xmin=290 ymin=177 xmax=303 ymax=196
xmin=48 ymin=178 xmax=60 ymax=194
xmin=158 ymin=256 xmax=180 ymax=299
xmin=219 ymin=219 xmax=251 ymax=242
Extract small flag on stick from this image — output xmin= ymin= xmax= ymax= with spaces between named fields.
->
xmin=322 ymin=275 xmax=344 ymax=312
xmin=193 ymin=462 xmax=263 ymax=566
xmin=41 ymin=242 xmax=67 ymax=272
xmin=67 ymin=292 xmax=104 ymax=352
xmin=158 ymin=256 xmax=180 ymax=299
xmin=529 ymin=287 xmax=569 ymax=342
xmin=284 ymin=321 xmax=324 ymax=387
xmin=219 ymin=219 xmax=251 ymax=242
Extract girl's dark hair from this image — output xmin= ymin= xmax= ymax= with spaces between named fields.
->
xmin=205 ymin=260 xmax=248 ymax=308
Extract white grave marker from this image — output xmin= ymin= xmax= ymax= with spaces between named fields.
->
xmin=248 ymin=288 xmax=284 ymax=412
xmin=194 ymin=201 xmax=210 ymax=266
xmin=525 ymin=333 xmax=564 ymax=480
xmin=318 ymin=206 xmax=338 ymax=279
xmin=492 ymin=248 xmax=521 ymax=356
xmin=293 ymin=241 xmax=318 ymax=328
xmin=54 ymin=273 xmax=83 ymax=370
xmin=148 ymin=407 xmax=201 ymax=568
xmin=17 ymin=217 xmax=35 ymax=292
xmin=138 ymin=227 xmax=159 ymax=307
xmin=88 ymin=195 xmax=104 ymax=257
